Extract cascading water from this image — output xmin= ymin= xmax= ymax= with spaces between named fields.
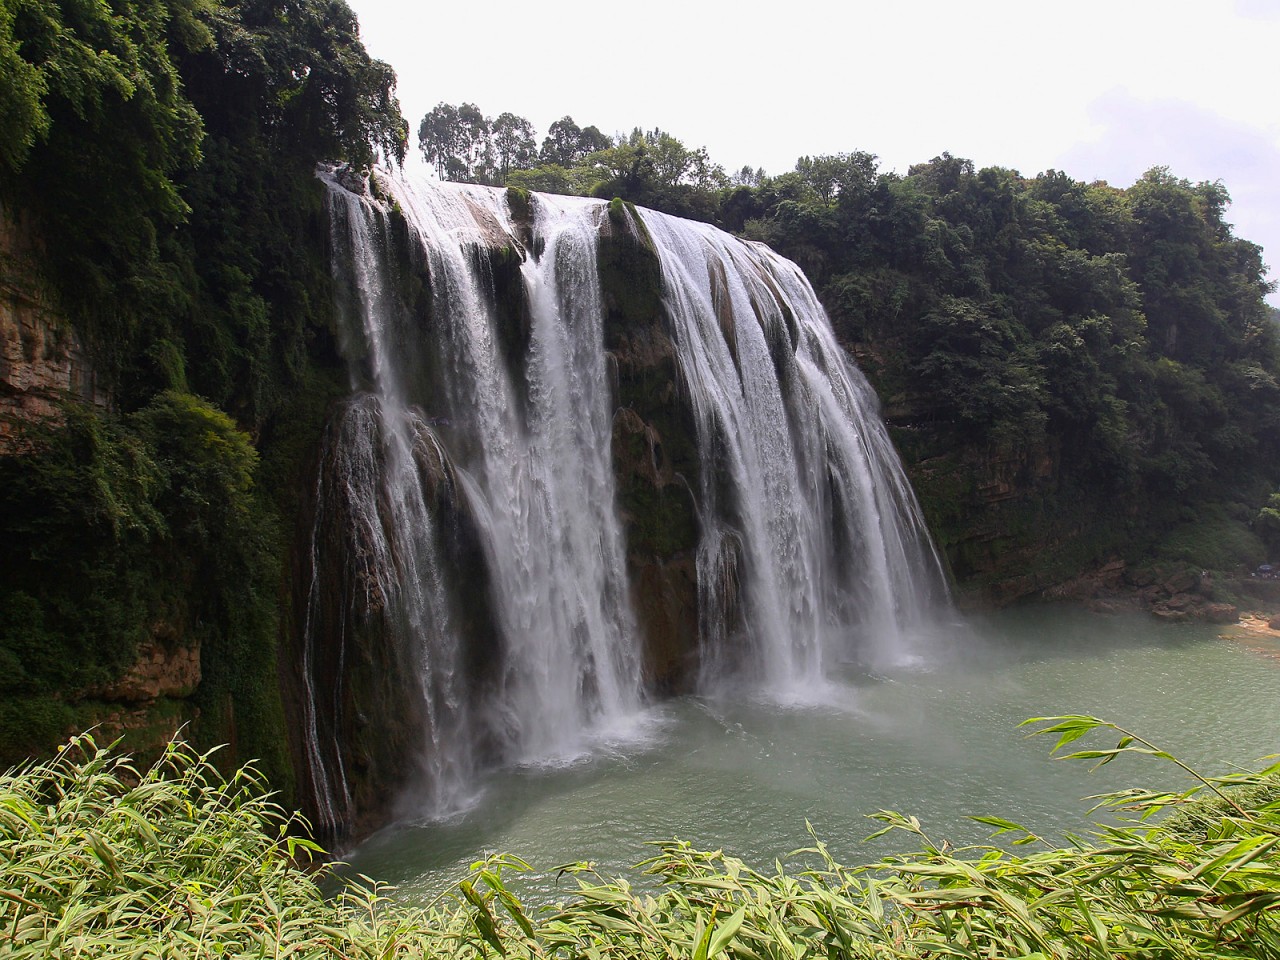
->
xmin=303 ymin=183 xmax=475 ymax=834
xmin=303 ymin=166 xmax=949 ymax=835
xmin=637 ymin=209 xmax=948 ymax=693
xmin=388 ymin=182 xmax=644 ymax=759
xmin=307 ymin=168 xmax=647 ymax=834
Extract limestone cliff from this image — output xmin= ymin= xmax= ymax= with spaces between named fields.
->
xmin=0 ymin=205 xmax=104 ymax=449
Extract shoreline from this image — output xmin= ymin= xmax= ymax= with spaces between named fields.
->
xmin=1222 ymin=612 xmax=1280 ymax=640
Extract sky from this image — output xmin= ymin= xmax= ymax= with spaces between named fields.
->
xmin=345 ymin=0 xmax=1280 ymax=304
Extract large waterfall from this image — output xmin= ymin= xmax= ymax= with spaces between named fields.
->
xmin=302 ymin=166 xmax=949 ymax=837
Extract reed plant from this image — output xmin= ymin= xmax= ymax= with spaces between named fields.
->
xmin=3 ymin=717 xmax=1279 ymax=959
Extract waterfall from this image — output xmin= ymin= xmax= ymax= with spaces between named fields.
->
xmin=638 ymin=209 xmax=948 ymax=693
xmin=388 ymin=182 xmax=644 ymax=759
xmin=303 ymin=166 xmax=949 ymax=833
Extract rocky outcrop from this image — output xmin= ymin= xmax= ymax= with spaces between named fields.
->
xmin=0 ymin=205 xmax=104 ymax=451
xmin=1042 ymin=558 xmax=1241 ymax=624
xmin=87 ymin=636 xmax=202 ymax=702
xmin=55 ymin=628 xmax=203 ymax=763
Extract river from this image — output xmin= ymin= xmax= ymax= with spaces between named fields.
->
xmin=334 ymin=607 xmax=1280 ymax=904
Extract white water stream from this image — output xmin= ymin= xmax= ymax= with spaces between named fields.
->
xmin=638 ymin=209 xmax=947 ymax=693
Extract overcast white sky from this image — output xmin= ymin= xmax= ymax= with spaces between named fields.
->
xmin=347 ymin=0 xmax=1280 ymax=304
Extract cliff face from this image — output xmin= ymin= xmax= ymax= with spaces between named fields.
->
xmin=864 ymin=425 xmax=1122 ymax=607
xmin=0 ymin=206 xmax=104 ymax=449
xmin=0 ymin=208 xmax=203 ymax=765
xmin=841 ymin=335 xmax=1172 ymax=608
xmin=295 ymin=180 xmax=958 ymax=841
xmin=286 ymin=191 xmax=708 ymax=840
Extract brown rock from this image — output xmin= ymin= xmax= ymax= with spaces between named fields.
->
xmin=632 ymin=553 xmax=699 ymax=695
xmin=1043 ymin=559 xmax=1127 ymax=602
xmin=1200 ymin=603 xmax=1240 ymax=625
xmin=1125 ymin=566 xmax=1159 ymax=588
xmin=1163 ymin=570 xmax=1199 ymax=595
xmin=0 ymin=208 xmax=106 ymax=452
xmin=90 ymin=638 xmax=201 ymax=703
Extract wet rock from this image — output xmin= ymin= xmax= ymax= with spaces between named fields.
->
xmin=335 ymin=164 xmax=368 ymax=195
xmin=632 ymin=553 xmax=699 ymax=695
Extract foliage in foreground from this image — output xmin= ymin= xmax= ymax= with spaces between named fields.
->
xmin=4 ymin=719 xmax=1280 ymax=959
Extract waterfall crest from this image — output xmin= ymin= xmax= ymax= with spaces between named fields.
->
xmin=303 ymin=167 xmax=949 ymax=835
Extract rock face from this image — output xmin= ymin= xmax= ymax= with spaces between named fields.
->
xmin=88 ymin=637 xmax=202 ymax=702
xmin=0 ymin=205 xmax=104 ymax=449
xmin=599 ymin=208 xmax=703 ymax=693
xmin=1 ymin=207 xmax=200 ymax=765
xmin=280 ymin=392 xmax=504 ymax=842
xmin=833 ymin=315 xmax=1184 ymax=609
xmin=74 ymin=632 xmax=203 ymax=759
xmin=296 ymin=179 xmax=950 ymax=841
xmin=291 ymin=188 xmax=745 ymax=840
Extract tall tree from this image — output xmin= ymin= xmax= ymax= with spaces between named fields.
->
xmin=539 ymin=115 xmax=609 ymax=167
xmin=418 ymin=102 xmax=461 ymax=179
xmin=490 ymin=111 xmax=536 ymax=182
xmin=417 ymin=101 xmax=490 ymax=181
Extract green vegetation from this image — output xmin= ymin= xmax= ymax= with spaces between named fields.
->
xmin=5 ymin=720 xmax=1280 ymax=957
xmin=0 ymin=393 xmax=281 ymax=771
xmin=417 ymin=103 xmax=733 ymax=219
xmin=0 ymin=0 xmax=406 ymax=776
xmin=1153 ymin=505 xmax=1268 ymax=570
xmin=736 ymin=157 xmax=1278 ymax=561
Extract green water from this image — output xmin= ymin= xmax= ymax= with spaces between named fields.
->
xmin=336 ymin=608 xmax=1280 ymax=904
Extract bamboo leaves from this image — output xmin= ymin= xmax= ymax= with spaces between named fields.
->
xmin=5 ymin=721 xmax=1280 ymax=958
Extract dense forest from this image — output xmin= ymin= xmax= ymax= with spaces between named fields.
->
xmin=2 ymin=0 xmax=1279 ymax=793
